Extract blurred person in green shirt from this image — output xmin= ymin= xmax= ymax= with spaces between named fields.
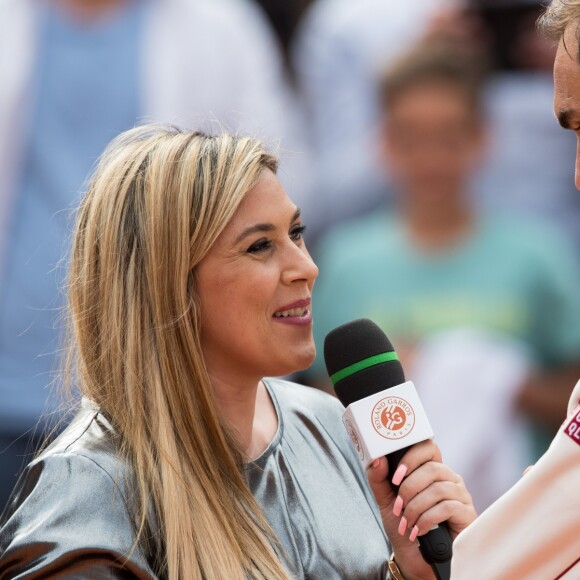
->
xmin=311 ymin=43 xmax=580 ymax=459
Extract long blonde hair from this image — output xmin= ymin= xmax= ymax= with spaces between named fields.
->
xmin=65 ymin=125 xmax=288 ymax=579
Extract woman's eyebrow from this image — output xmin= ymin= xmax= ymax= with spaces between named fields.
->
xmin=234 ymin=223 xmax=276 ymax=244
xmin=234 ymin=208 xmax=301 ymax=245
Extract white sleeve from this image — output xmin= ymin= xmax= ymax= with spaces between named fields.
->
xmin=451 ymin=380 xmax=580 ymax=579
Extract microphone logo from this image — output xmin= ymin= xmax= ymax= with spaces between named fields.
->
xmin=372 ymin=396 xmax=415 ymax=440
xmin=344 ymin=418 xmax=365 ymax=461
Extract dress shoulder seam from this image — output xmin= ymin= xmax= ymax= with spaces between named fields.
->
xmin=44 ymin=445 xmax=134 ymax=523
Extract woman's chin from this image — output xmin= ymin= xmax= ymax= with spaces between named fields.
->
xmin=289 ymin=347 xmax=317 ymax=375
xmin=268 ymin=347 xmax=316 ymax=378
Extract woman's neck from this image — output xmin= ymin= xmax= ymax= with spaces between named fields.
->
xmin=210 ymin=374 xmax=278 ymax=461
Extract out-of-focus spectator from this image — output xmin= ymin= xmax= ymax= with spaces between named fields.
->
xmin=290 ymin=0 xmax=457 ymax=236
xmin=409 ymin=1 xmax=580 ymax=248
xmin=0 ymin=0 xmax=309 ymax=511
xmin=292 ymin=0 xmax=580 ymax=252
xmin=310 ymin=45 xmax=580 ymax=507
xmin=471 ymin=1 xmax=580 ymax=251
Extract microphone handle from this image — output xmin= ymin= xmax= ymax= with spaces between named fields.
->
xmin=387 ymin=448 xmax=453 ymax=580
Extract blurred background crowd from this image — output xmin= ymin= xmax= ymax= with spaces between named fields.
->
xmin=1 ymin=0 xmax=580 ymax=516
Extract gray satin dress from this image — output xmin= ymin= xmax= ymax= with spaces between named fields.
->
xmin=0 ymin=378 xmax=391 ymax=579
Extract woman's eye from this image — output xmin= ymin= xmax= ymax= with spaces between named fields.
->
xmin=290 ymin=224 xmax=306 ymax=241
xmin=246 ymin=225 xmax=306 ymax=253
xmin=247 ymin=238 xmax=272 ymax=253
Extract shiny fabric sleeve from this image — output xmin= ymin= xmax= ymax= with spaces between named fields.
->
xmin=0 ymin=452 xmax=158 ymax=579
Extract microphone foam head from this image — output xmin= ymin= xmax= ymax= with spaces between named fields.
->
xmin=324 ymin=319 xmax=405 ymax=407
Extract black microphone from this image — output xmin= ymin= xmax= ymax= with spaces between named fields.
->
xmin=324 ymin=318 xmax=453 ymax=580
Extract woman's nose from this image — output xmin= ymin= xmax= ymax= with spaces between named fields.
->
xmin=282 ymin=244 xmax=319 ymax=286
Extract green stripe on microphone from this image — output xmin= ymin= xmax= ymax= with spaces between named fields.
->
xmin=330 ymin=352 xmax=399 ymax=386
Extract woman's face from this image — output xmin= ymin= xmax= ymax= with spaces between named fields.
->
xmin=196 ymin=170 xmax=319 ymax=384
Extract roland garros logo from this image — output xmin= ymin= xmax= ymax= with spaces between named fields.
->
xmin=371 ymin=396 xmax=415 ymax=440
xmin=344 ymin=418 xmax=365 ymax=461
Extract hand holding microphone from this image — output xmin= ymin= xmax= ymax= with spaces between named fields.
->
xmin=324 ymin=319 xmax=476 ymax=580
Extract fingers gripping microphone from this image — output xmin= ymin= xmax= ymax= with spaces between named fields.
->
xmin=324 ymin=319 xmax=453 ymax=580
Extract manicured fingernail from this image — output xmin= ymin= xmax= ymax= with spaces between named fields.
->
xmin=398 ymin=516 xmax=407 ymax=536
xmin=372 ymin=459 xmax=380 ymax=469
xmin=409 ymin=525 xmax=419 ymax=542
xmin=392 ymin=464 xmax=408 ymax=486
xmin=393 ymin=495 xmax=404 ymax=517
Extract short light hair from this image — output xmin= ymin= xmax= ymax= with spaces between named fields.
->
xmin=538 ymin=0 xmax=580 ymax=61
xmin=379 ymin=43 xmax=486 ymax=118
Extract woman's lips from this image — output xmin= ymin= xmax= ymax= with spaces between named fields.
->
xmin=272 ymin=309 xmax=312 ymax=326
xmin=273 ymin=298 xmax=312 ymax=326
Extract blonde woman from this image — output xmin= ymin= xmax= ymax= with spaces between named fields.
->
xmin=0 ymin=125 xmax=475 ymax=579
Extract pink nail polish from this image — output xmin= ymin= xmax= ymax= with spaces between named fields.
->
xmin=372 ymin=459 xmax=380 ymax=469
xmin=398 ymin=516 xmax=407 ymax=536
xmin=409 ymin=525 xmax=419 ymax=542
xmin=393 ymin=496 xmax=404 ymax=517
xmin=392 ymin=464 xmax=408 ymax=486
